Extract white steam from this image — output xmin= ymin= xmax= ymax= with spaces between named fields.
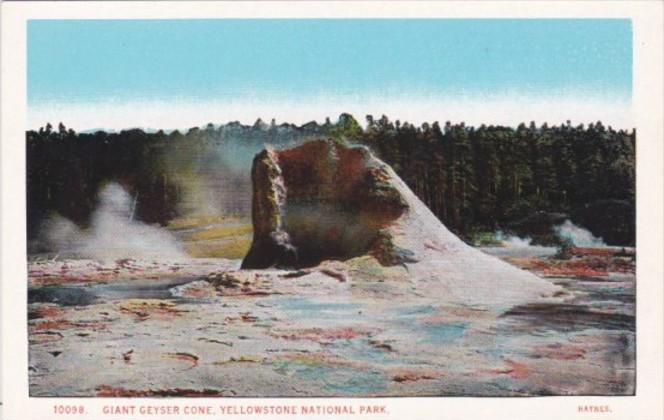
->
xmin=492 ymin=219 xmax=606 ymax=250
xmin=495 ymin=230 xmax=533 ymax=248
xmin=42 ymin=183 xmax=186 ymax=261
xmin=554 ymin=219 xmax=606 ymax=247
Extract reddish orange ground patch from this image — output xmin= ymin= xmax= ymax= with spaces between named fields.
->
xmin=29 ymin=305 xmax=65 ymax=319
xmin=163 ymin=352 xmax=199 ymax=369
xmin=31 ymin=318 xmax=108 ymax=332
xmin=532 ymin=343 xmax=587 ymax=360
xmin=280 ymin=352 xmax=366 ymax=369
xmin=96 ymin=385 xmax=222 ymax=397
xmin=542 ymin=266 xmax=608 ymax=278
xmin=118 ymin=300 xmax=187 ymax=321
xmin=506 ymin=254 xmax=634 ymax=278
xmin=31 ymin=319 xmax=75 ymax=331
xmin=485 ymin=359 xmax=531 ymax=379
xmin=274 ymin=327 xmax=372 ymax=342
xmin=504 ymin=359 xmax=530 ymax=379
xmin=391 ymin=368 xmax=440 ymax=382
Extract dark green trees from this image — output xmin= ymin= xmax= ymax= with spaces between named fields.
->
xmin=26 ymin=115 xmax=636 ymax=246
xmin=357 ymin=116 xmax=635 ymax=245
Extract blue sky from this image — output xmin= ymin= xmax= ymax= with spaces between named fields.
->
xmin=27 ymin=19 xmax=633 ymax=129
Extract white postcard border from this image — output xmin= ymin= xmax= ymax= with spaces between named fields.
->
xmin=2 ymin=2 xmax=662 ymax=420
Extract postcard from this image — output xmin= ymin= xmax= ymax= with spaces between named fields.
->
xmin=1 ymin=1 xmax=662 ymax=419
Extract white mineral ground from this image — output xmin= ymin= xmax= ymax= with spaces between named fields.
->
xmin=370 ymin=161 xmax=562 ymax=310
xmin=27 ymin=142 xmax=634 ymax=397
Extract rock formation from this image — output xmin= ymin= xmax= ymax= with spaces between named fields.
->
xmin=242 ymin=139 xmax=559 ymax=307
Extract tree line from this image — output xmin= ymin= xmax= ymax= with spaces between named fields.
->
xmin=26 ymin=115 xmax=635 ymax=247
xmin=354 ymin=115 xmax=635 ymax=245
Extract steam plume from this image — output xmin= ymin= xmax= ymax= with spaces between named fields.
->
xmin=554 ymin=220 xmax=606 ymax=247
xmin=42 ymin=183 xmax=186 ymax=260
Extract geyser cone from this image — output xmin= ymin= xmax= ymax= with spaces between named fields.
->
xmin=242 ymin=139 xmax=559 ymax=307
